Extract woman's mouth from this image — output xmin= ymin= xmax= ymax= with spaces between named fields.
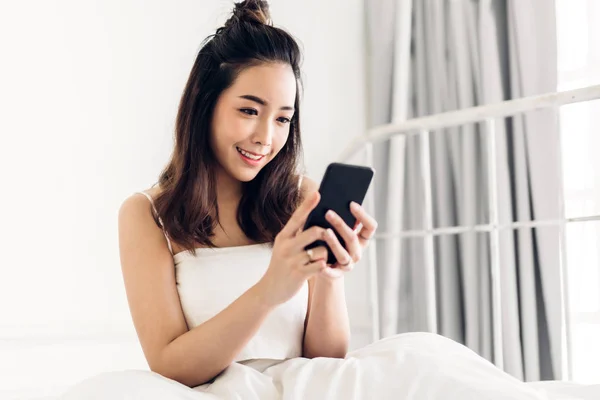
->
xmin=236 ymin=147 xmax=266 ymax=165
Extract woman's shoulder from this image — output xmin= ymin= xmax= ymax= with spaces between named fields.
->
xmin=118 ymin=186 xmax=162 ymax=226
xmin=140 ymin=185 xmax=162 ymax=199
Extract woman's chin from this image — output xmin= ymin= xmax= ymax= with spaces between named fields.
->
xmin=221 ymin=154 xmax=271 ymax=182
xmin=229 ymin=157 xmax=270 ymax=182
xmin=230 ymin=167 xmax=262 ymax=183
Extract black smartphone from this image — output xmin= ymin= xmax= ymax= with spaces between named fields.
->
xmin=303 ymin=162 xmax=375 ymax=265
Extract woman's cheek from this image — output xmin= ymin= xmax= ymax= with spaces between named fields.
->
xmin=231 ymin=118 xmax=250 ymax=137
xmin=269 ymin=139 xmax=285 ymax=159
xmin=275 ymin=130 xmax=290 ymax=149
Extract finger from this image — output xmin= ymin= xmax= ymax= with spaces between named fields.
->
xmin=322 ymin=228 xmax=352 ymax=266
xmin=325 ymin=210 xmax=361 ymax=262
xmin=304 ymin=259 xmax=327 ymax=275
xmin=320 ymin=266 xmax=344 ymax=279
xmin=307 ymin=246 xmax=329 ymax=262
xmin=279 ymin=191 xmax=321 ymax=239
xmin=350 ymin=202 xmax=378 ymax=241
xmin=293 ymin=226 xmax=326 ymax=250
xmin=294 ymin=246 xmax=328 ymax=266
xmin=337 ymin=261 xmax=354 ymax=272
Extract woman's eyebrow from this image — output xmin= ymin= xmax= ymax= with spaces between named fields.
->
xmin=239 ymin=94 xmax=294 ymax=111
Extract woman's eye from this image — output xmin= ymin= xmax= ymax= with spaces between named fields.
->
xmin=240 ymin=108 xmax=258 ymax=116
xmin=277 ymin=117 xmax=291 ymax=124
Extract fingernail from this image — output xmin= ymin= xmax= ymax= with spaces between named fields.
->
xmin=327 ymin=228 xmax=335 ymax=237
xmin=326 ymin=210 xmax=335 ymax=219
xmin=350 ymin=202 xmax=360 ymax=210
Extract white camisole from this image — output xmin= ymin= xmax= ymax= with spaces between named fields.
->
xmin=136 ymin=188 xmax=308 ymax=362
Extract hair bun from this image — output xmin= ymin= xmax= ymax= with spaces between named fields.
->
xmin=225 ymin=0 xmax=272 ymax=28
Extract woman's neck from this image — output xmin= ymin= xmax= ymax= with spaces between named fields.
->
xmin=215 ymin=166 xmax=243 ymax=206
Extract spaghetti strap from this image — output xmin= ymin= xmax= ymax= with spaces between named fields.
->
xmin=136 ymin=192 xmax=173 ymax=255
xmin=298 ymin=174 xmax=304 ymax=189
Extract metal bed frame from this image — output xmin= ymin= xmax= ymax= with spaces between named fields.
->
xmin=338 ymin=84 xmax=600 ymax=380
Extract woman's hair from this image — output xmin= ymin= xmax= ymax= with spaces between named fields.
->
xmin=153 ymin=0 xmax=304 ymax=253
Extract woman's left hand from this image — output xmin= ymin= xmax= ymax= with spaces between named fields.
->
xmin=319 ymin=201 xmax=378 ymax=279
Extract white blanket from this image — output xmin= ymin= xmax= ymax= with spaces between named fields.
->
xmin=59 ymin=332 xmax=600 ymax=400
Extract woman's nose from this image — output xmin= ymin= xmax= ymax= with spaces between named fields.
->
xmin=252 ymin=119 xmax=274 ymax=147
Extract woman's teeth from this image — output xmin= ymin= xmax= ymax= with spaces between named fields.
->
xmin=237 ymin=147 xmax=262 ymax=160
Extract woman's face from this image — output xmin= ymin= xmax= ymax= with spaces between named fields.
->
xmin=210 ymin=62 xmax=297 ymax=183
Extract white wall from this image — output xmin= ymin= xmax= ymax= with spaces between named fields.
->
xmin=0 ymin=0 xmax=368 ymax=397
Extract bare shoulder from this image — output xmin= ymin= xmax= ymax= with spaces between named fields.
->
xmin=119 ymin=191 xmax=155 ymax=226
xmin=119 ymin=186 xmax=161 ymax=222
xmin=299 ymin=175 xmax=319 ymax=198
xmin=118 ymin=189 xmax=167 ymax=255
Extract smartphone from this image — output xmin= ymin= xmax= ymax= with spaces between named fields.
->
xmin=303 ymin=162 xmax=375 ymax=265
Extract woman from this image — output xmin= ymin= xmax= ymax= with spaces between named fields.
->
xmin=118 ymin=0 xmax=375 ymax=386
xmin=60 ymin=1 xmax=567 ymax=399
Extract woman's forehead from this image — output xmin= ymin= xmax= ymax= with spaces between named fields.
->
xmin=227 ymin=63 xmax=297 ymax=107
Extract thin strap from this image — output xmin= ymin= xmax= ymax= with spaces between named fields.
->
xmin=136 ymin=192 xmax=173 ymax=255
xmin=298 ymin=174 xmax=304 ymax=189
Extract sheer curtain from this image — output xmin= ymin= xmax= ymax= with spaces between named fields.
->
xmin=556 ymin=0 xmax=600 ymax=385
xmin=366 ymin=0 xmax=565 ymax=381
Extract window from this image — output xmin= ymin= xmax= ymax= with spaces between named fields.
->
xmin=556 ymin=0 xmax=600 ymax=384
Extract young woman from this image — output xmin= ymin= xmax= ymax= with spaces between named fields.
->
xmin=115 ymin=0 xmax=377 ymax=387
xmin=60 ymin=2 xmax=569 ymax=399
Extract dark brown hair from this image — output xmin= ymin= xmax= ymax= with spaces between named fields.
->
xmin=153 ymin=0 xmax=304 ymax=254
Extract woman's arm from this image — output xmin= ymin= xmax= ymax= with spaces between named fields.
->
xmin=119 ymin=195 xmax=276 ymax=388
xmin=299 ymin=177 xmax=351 ymax=358
xmin=303 ymin=275 xmax=351 ymax=358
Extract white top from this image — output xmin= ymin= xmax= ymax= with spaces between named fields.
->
xmin=136 ymin=189 xmax=308 ymax=362
xmin=174 ymin=244 xmax=308 ymax=361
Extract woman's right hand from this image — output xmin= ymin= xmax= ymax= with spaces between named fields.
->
xmin=257 ymin=191 xmax=329 ymax=306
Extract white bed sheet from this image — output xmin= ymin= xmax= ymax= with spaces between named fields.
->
xmin=527 ymin=381 xmax=600 ymax=400
xmin=53 ymin=333 xmax=600 ymax=400
xmin=6 ymin=333 xmax=600 ymax=400
xmin=23 ymin=373 xmax=598 ymax=400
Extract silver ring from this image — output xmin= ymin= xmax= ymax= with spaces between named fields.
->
xmin=305 ymin=248 xmax=314 ymax=263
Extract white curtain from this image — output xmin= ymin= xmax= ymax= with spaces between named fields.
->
xmin=365 ymin=0 xmax=564 ymax=381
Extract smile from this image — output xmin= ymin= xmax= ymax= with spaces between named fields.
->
xmin=236 ymin=147 xmax=266 ymax=161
